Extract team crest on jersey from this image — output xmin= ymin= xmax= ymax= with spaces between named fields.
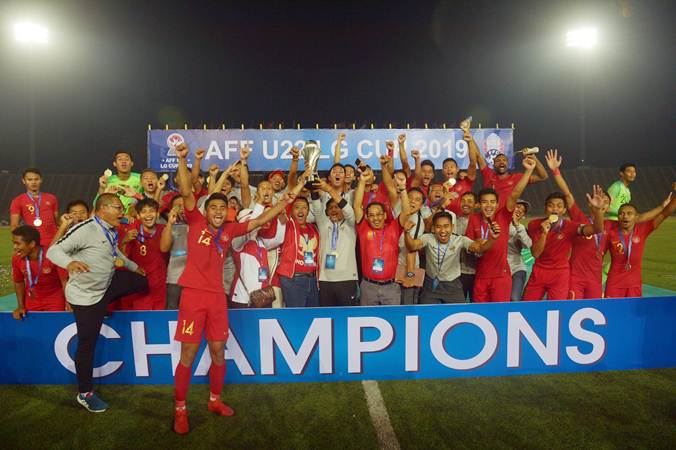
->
xmin=632 ymin=236 xmax=640 ymax=244
xmin=556 ymin=234 xmax=564 ymax=240
xmin=42 ymin=266 xmax=52 ymax=274
xmin=166 ymin=133 xmax=185 ymax=156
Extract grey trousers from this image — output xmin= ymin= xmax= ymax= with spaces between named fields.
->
xmin=419 ymin=277 xmax=466 ymax=304
xmin=360 ymin=280 xmax=401 ymax=306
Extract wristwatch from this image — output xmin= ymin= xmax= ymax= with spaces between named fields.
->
xmin=406 ymin=271 xmax=415 ymax=278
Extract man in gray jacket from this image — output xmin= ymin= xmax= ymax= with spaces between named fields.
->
xmin=48 ymin=193 xmax=147 ymax=413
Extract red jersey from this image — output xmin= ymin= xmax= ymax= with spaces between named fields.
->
xmin=12 ymin=251 xmax=67 ymax=305
xmin=178 ymin=200 xmax=250 ymax=293
xmin=277 ymin=219 xmax=320 ymax=277
xmin=356 ymin=219 xmax=402 ymax=281
xmin=605 ymin=220 xmax=655 ymax=288
xmin=481 ymin=167 xmax=530 ymax=209
xmin=122 ymin=223 xmax=169 ymax=283
xmin=527 ymin=218 xmax=582 ymax=270
xmin=10 ymin=192 xmax=59 ymax=247
xmin=445 ymin=178 xmax=474 ymax=215
xmin=465 ymin=207 xmax=511 ymax=278
xmin=362 ymin=182 xmax=391 ymax=210
xmin=568 ymin=204 xmax=607 ymax=278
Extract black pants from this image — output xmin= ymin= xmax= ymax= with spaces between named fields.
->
xmin=71 ymin=271 xmax=148 ymax=393
xmin=319 ymin=280 xmax=358 ymax=307
xmin=460 ymin=273 xmax=475 ymax=302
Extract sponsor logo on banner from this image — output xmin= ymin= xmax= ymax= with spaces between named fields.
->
xmin=166 ymin=133 xmax=185 ymax=156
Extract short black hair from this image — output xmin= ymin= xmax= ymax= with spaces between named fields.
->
xmin=408 ymin=187 xmax=426 ymax=202
xmin=366 ymin=202 xmax=386 ymax=215
xmin=204 ymin=192 xmax=229 ymax=208
xmin=66 ymin=200 xmax=90 ymax=214
xmin=344 ymin=164 xmax=355 ymax=171
xmin=432 ymin=211 xmax=454 ymax=225
xmin=169 ymin=194 xmax=183 ymax=208
xmin=329 ymin=163 xmax=345 ymax=172
xmin=619 ymin=163 xmax=636 ymax=172
xmin=393 ymin=169 xmax=407 ymax=178
xmin=545 ymin=192 xmax=567 ymax=205
xmin=113 ymin=151 xmax=133 ymax=160
xmin=12 ymin=225 xmax=41 ymax=246
xmin=421 ymin=160 xmax=435 ymax=169
xmin=461 ymin=191 xmax=478 ymax=202
xmin=619 ymin=203 xmax=638 ymax=213
xmin=292 ymin=196 xmax=310 ymax=207
xmin=478 ymin=188 xmax=498 ymax=202
xmin=22 ymin=168 xmax=42 ymax=178
xmin=134 ymin=198 xmax=160 ymax=213
xmin=141 ymin=168 xmax=158 ymax=178
xmin=442 ymin=158 xmax=458 ymax=167
xmin=458 ymin=169 xmax=468 ymax=175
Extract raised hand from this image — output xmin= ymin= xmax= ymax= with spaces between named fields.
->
xmin=157 ymin=178 xmax=166 ymax=191
xmin=291 ymin=146 xmax=300 ymax=160
xmin=523 ymin=156 xmax=536 ymax=171
xmin=545 ymin=149 xmax=562 ymax=171
xmin=174 ymin=143 xmax=189 ymax=159
xmin=316 ymin=178 xmax=331 ymax=193
xmin=586 ymin=184 xmax=605 ymax=209
xmin=195 ymin=148 xmax=206 ymax=160
xmin=167 ymin=207 xmax=179 ymax=225
xmin=662 ymin=192 xmax=673 ymax=208
xmin=386 ymin=141 xmax=395 ymax=154
xmin=338 ymin=132 xmax=346 ymax=141
xmin=208 ymin=163 xmax=220 ymax=177
xmin=463 ymin=130 xmax=473 ymax=142
xmin=379 ymin=154 xmax=392 ymax=167
xmin=398 ymin=134 xmax=406 ymax=145
xmin=411 ymin=149 xmax=420 ymax=160
xmin=98 ymin=175 xmax=108 ymax=189
xmin=239 ymin=146 xmax=251 ymax=161
xmin=59 ymin=213 xmax=74 ymax=228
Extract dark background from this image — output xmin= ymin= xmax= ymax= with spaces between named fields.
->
xmin=1 ymin=0 xmax=674 ymax=173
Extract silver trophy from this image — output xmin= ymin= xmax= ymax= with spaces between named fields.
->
xmin=301 ymin=140 xmax=322 ymax=187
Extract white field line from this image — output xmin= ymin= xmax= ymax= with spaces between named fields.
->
xmin=362 ymin=380 xmax=401 ymax=450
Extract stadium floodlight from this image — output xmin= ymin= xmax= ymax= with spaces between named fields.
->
xmin=566 ymin=27 xmax=597 ymax=49
xmin=14 ymin=22 xmax=49 ymax=45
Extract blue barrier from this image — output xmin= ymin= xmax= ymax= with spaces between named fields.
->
xmin=1 ymin=297 xmax=674 ymax=384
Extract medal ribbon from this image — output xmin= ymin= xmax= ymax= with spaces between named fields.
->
xmin=94 ymin=216 xmax=119 ymax=259
xmin=26 ymin=192 xmax=42 ymax=222
xmin=436 ymin=241 xmax=450 ymax=271
xmin=25 ymin=248 xmax=44 ymax=293
xmin=480 ymin=221 xmax=490 ymax=240
xmin=587 ymin=216 xmax=600 ymax=250
xmin=376 ymin=228 xmax=385 ymax=258
xmin=207 ymin=225 xmax=224 ymax=256
xmin=331 ymin=222 xmax=340 ymax=252
xmin=617 ymin=225 xmax=634 ymax=266
xmin=139 ymin=226 xmax=156 ymax=243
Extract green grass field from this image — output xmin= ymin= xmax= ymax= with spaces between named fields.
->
xmin=1 ymin=221 xmax=675 ymax=449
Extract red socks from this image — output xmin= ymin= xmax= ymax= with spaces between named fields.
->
xmin=174 ymin=363 xmax=192 ymax=403
xmin=209 ymin=362 xmax=226 ymax=398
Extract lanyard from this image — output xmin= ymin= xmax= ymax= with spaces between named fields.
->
xmin=436 ymin=241 xmax=450 ymax=269
xmin=480 ymin=221 xmax=490 ymax=240
xmin=375 ymin=228 xmax=385 ymax=258
xmin=207 ymin=225 xmax=224 ymax=256
xmin=25 ymin=249 xmax=44 ymax=292
xmin=26 ymin=192 xmax=42 ymax=219
xmin=617 ymin=225 xmax=634 ymax=264
xmin=94 ymin=216 xmax=119 ymax=258
xmin=255 ymin=238 xmax=265 ymax=263
xmin=330 ymin=222 xmax=341 ymax=251
xmin=367 ymin=190 xmax=376 ymax=205
xmin=139 ymin=226 xmax=156 ymax=243
xmin=587 ymin=216 xmax=600 ymax=250
xmin=552 ymin=218 xmax=564 ymax=233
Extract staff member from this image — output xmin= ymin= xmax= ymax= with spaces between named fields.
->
xmin=47 ymin=193 xmax=148 ymax=413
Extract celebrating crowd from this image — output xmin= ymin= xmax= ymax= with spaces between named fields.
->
xmin=8 ymin=125 xmax=676 ymax=430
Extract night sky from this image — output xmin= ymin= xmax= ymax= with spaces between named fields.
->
xmin=1 ymin=0 xmax=674 ymax=173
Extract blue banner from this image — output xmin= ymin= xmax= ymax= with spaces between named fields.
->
xmin=1 ymin=298 xmax=674 ymax=384
xmin=147 ymin=128 xmax=514 ymax=173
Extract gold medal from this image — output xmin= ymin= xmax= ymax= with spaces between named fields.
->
xmin=33 ymin=218 xmax=43 ymax=227
xmin=104 ymin=169 xmax=112 ymax=177
xmin=548 ymin=214 xmax=559 ymax=224
xmin=114 ymin=258 xmax=125 ymax=268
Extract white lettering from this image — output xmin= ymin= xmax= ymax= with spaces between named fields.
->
xmin=224 ymin=140 xmax=239 ymax=160
xmin=131 ymin=321 xmax=181 ymax=376
xmin=566 ymin=308 xmax=607 ymax=365
xmin=405 ymin=316 xmax=419 ymax=372
xmin=54 ymin=323 xmax=123 ymax=378
xmin=259 ymin=318 xmax=333 ymax=375
xmin=430 ymin=313 xmax=498 ymax=370
xmin=357 ymin=140 xmax=374 ymax=159
xmin=347 ymin=317 xmax=394 ymax=373
xmin=205 ymin=141 xmax=224 ymax=159
xmin=507 ymin=311 xmax=560 ymax=367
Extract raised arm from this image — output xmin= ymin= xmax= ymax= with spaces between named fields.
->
xmin=410 ymin=149 xmax=422 ymax=188
xmin=174 ymin=143 xmax=195 ymax=211
xmin=333 ymin=133 xmax=345 ymax=165
xmin=652 ymin=182 xmax=676 ymax=229
xmin=247 ymin=168 xmax=310 ymax=232
xmin=190 ymin=148 xmax=205 ymax=193
xmin=638 ymin=192 xmax=673 ymax=222
xmin=506 ymin=156 xmax=536 ymax=212
xmin=380 ymin=154 xmax=399 ymax=207
xmin=159 ymin=207 xmax=178 ymax=252
xmin=464 ymin=130 xmax=478 ymax=181
xmin=470 ymin=136 xmax=488 ymax=170
xmin=528 ymin=154 xmax=549 ymax=183
xmin=579 ymin=185 xmax=605 ymax=235
xmin=353 ymin=169 xmax=369 ymax=224
xmin=397 ymin=134 xmax=411 ymax=177
xmin=288 ymin=146 xmax=300 ymax=190
xmin=398 ymin=185 xmax=412 ymax=228
xmin=403 ymin=221 xmax=424 ymax=251
xmin=239 ymin=147 xmax=252 ymax=208
xmin=545 ymin=149 xmax=575 ymax=208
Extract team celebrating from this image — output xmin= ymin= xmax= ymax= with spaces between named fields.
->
xmin=8 ymin=123 xmax=676 ymax=432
